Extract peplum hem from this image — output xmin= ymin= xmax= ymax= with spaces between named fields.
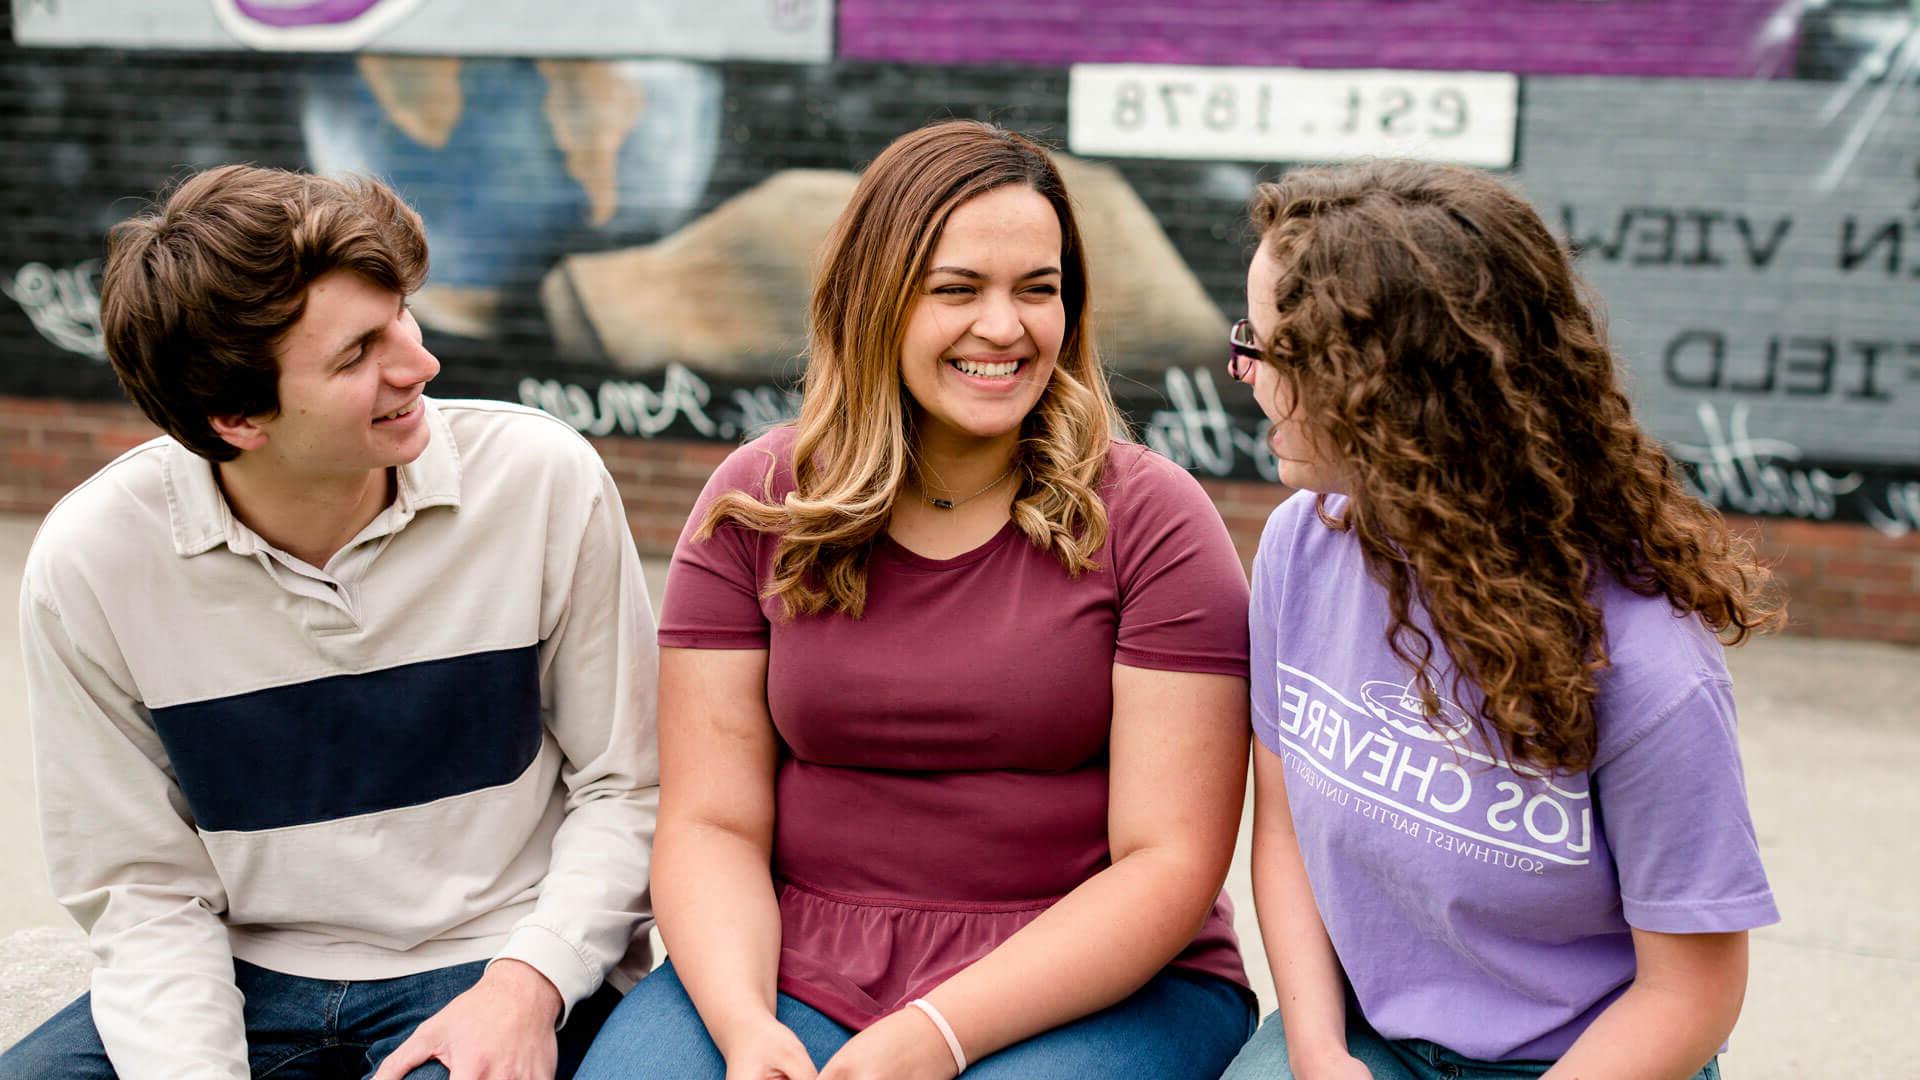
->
xmin=772 ymin=876 xmax=1253 ymax=1031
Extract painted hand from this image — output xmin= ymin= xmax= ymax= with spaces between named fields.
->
xmin=371 ymin=959 xmax=563 ymax=1080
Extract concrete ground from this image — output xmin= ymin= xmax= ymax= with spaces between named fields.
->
xmin=0 ymin=510 xmax=1912 ymax=1074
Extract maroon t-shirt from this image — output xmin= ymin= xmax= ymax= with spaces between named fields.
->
xmin=659 ymin=426 xmax=1252 ymax=1029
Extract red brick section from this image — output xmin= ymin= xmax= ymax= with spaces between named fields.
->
xmin=0 ymin=397 xmax=168 ymax=516
xmin=5 ymin=396 xmax=1917 ymax=646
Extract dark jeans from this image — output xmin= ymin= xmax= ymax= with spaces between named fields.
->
xmin=0 ymin=958 xmax=620 ymax=1079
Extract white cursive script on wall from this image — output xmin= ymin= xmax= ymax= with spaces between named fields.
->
xmin=3 ymin=260 xmax=107 ymax=361
xmin=518 ymin=367 xmax=1920 ymax=537
xmin=1140 ymin=366 xmax=1281 ymax=482
xmin=518 ymin=363 xmax=798 ymax=442
xmin=1665 ymin=400 xmax=1920 ymax=537
xmin=1861 ymin=481 xmax=1920 ymax=538
xmin=523 ymin=362 xmax=1280 ymax=476
xmin=1669 ymin=401 xmax=1865 ymax=521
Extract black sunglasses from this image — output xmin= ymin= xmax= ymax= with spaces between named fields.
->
xmin=1228 ymin=319 xmax=1263 ymax=382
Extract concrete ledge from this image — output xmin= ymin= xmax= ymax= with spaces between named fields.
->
xmin=0 ymin=927 xmax=91 ymax=1051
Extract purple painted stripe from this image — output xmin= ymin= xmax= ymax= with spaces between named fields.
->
xmin=232 ymin=0 xmax=387 ymax=29
xmin=836 ymin=1 xmax=1800 ymax=79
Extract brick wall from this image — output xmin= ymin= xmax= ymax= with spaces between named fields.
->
xmin=0 ymin=398 xmax=162 ymax=514
xmin=8 ymin=395 xmax=1915 ymax=646
xmin=4 ymin=4 xmax=1915 ymax=644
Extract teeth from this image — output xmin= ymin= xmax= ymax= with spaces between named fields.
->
xmin=378 ymin=401 xmax=416 ymax=421
xmin=953 ymin=358 xmax=1018 ymax=378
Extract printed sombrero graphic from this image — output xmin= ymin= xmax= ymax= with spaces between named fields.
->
xmin=1359 ymin=677 xmax=1477 ymax=744
xmin=1359 ymin=675 xmax=1585 ymax=795
xmin=212 ymin=0 xmax=429 ymax=49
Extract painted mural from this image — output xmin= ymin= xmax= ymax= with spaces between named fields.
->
xmin=837 ymin=0 xmax=1800 ymax=78
xmin=13 ymin=0 xmax=832 ymax=59
xmin=3 ymin=0 xmax=1919 ymax=533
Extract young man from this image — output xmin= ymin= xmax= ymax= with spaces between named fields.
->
xmin=2 ymin=166 xmax=659 ymax=1079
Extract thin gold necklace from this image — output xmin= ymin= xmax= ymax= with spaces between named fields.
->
xmin=918 ymin=463 xmax=1015 ymax=510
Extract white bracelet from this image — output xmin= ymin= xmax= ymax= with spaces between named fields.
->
xmin=906 ymin=997 xmax=968 ymax=1074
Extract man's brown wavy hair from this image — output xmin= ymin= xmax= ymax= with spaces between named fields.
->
xmin=101 ymin=164 xmax=428 ymax=461
xmin=1249 ymin=161 xmax=1782 ymax=775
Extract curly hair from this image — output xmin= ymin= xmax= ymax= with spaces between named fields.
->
xmin=1248 ymin=161 xmax=1783 ymax=774
xmin=697 ymin=120 xmax=1123 ymax=618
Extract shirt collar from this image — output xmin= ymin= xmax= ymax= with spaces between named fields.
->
xmin=164 ymin=396 xmax=464 ymax=558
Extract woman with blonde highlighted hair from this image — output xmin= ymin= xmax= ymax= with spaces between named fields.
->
xmin=1220 ymin=161 xmax=1783 ymax=1080
xmin=576 ymin=120 xmax=1258 ymax=1079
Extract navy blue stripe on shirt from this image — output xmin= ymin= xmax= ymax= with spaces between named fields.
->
xmin=151 ymin=645 xmax=544 ymax=832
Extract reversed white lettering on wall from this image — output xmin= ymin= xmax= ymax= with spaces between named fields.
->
xmin=522 ymin=365 xmax=1920 ymax=542
xmin=1141 ymin=367 xmax=1281 ymax=482
xmin=1068 ymin=64 xmax=1518 ymax=167
xmin=1863 ymin=482 xmax=1920 ymax=538
xmin=1670 ymin=401 xmax=1866 ymax=521
xmin=518 ymin=363 xmax=798 ymax=441
xmin=3 ymin=260 xmax=107 ymax=361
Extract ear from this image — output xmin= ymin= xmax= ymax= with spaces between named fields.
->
xmin=209 ymin=413 xmax=269 ymax=454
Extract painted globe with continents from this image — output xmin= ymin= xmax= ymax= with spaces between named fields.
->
xmin=299 ymin=55 xmax=721 ymax=335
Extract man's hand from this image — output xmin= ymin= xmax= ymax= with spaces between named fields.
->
xmin=372 ymin=959 xmax=564 ymax=1080
xmin=818 ymin=1007 xmax=957 ymax=1080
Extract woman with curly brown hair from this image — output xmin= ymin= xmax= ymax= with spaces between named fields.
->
xmin=575 ymin=119 xmax=1258 ymax=1080
xmin=1220 ymin=161 xmax=1783 ymax=1080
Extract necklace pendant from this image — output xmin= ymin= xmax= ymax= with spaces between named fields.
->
xmin=918 ymin=462 xmax=1014 ymax=511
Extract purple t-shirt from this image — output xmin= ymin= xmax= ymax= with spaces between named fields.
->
xmin=659 ymin=427 xmax=1252 ymax=1029
xmin=1250 ymin=491 xmax=1778 ymax=1061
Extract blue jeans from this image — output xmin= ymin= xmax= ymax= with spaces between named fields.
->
xmin=0 ymin=958 xmax=620 ymax=1079
xmin=575 ymin=959 xmax=1256 ymax=1080
xmin=1221 ymin=1005 xmax=1721 ymax=1080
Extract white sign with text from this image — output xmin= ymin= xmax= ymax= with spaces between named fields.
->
xmin=1068 ymin=63 xmax=1518 ymax=167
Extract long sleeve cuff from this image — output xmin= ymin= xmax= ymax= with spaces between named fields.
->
xmin=492 ymin=923 xmax=600 ymax=1027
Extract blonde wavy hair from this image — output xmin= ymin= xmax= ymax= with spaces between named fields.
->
xmin=699 ymin=120 xmax=1124 ymax=617
xmin=1249 ymin=161 xmax=1783 ymax=774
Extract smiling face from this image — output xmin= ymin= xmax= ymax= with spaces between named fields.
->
xmin=234 ymin=267 xmax=440 ymax=479
xmin=1244 ymin=233 xmax=1345 ymax=493
xmin=898 ymin=184 xmax=1066 ymax=452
